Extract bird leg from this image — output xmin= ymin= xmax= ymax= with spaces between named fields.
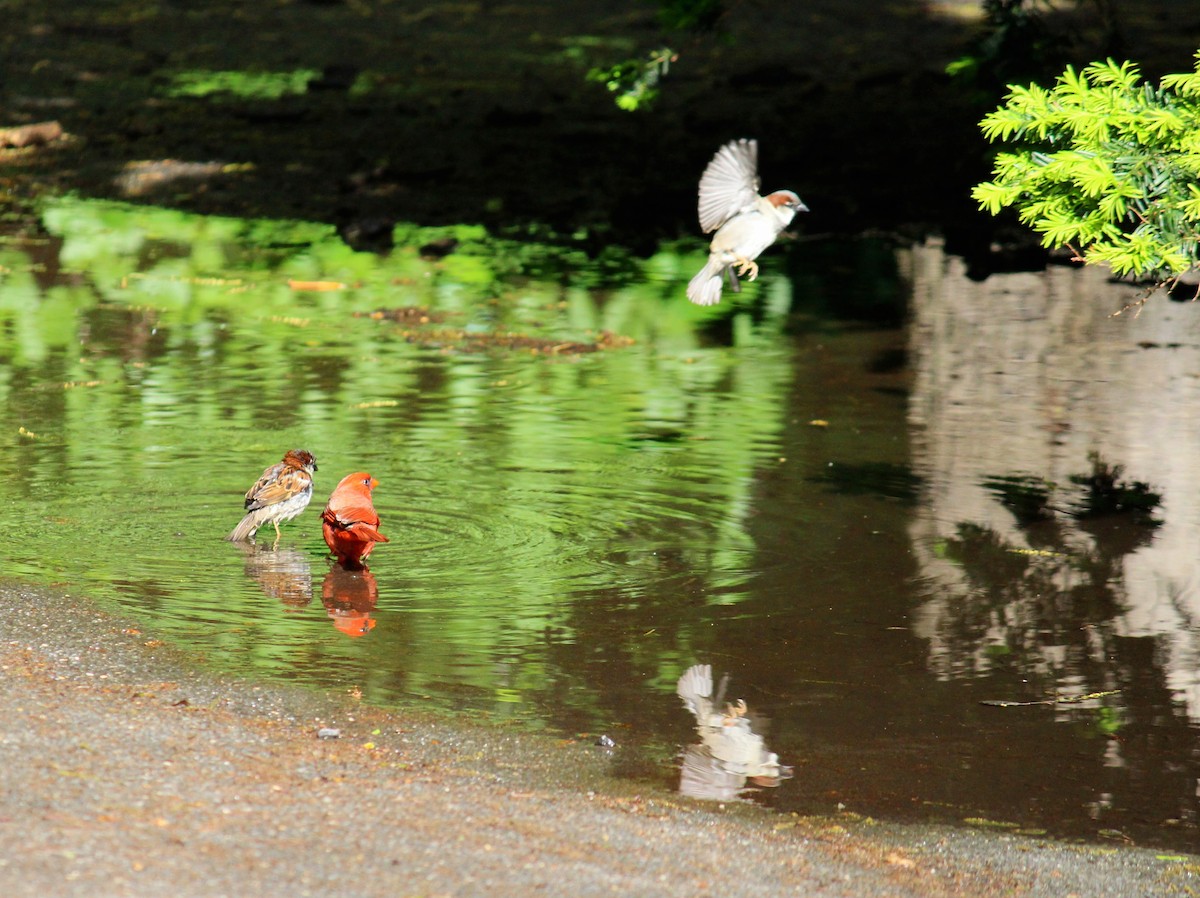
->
xmin=733 ymin=257 xmax=759 ymax=281
xmin=272 ymin=520 xmax=282 ymax=544
xmin=724 ymin=266 xmax=742 ymax=294
xmin=723 ymin=698 xmax=748 ymax=725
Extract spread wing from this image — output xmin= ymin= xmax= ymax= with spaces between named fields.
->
xmin=677 ymin=664 xmax=715 ymax=722
xmin=698 ymin=139 xmax=760 ymax=233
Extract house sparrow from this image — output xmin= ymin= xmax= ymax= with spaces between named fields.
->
xmin=676 ymin=663 xmax=791 ymax=790
xmin=321 ymin=471 xmax=389 ymax=568
xmin=687 ymin=139 xmax=807 ymax=306
xmin=226 ymin=449 xmax=318 ymax=542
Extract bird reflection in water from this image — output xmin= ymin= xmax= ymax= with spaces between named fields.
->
xmin=676 ymin=664 xmax=792 ymax=801
xmin=234 ymin=543 xmax=314 ymax=610
xmin=321 ymin=566 xmax=379 ymax=638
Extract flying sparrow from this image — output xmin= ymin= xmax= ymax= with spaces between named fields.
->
xmin=687 ymin=139 xmax=807 ymax=306
xmin=321 ymin=471 xmax=389 ymax=568
xmin=227 ymin=449 xmax=318 ymax=542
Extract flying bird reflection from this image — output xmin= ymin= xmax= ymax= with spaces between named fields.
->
xmin=676 ymin=663 xmax=792 ymax=800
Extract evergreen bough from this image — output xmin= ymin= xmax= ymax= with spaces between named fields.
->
xmin=973 ymin=52 xmax=1200 ymax=281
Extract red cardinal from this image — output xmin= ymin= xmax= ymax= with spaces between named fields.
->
xmin=321 ymin=472 xmax=389 ymax=568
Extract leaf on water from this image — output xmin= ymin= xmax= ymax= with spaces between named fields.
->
xmin=361 ymin=306 xmax=449 ymax=324
xmin=0 ymin=121 xmax=63 ymax=148
xmin=288 ymin=279 xmax=347 ymax=291
xmin=963 ymin=817 xmax=1020 ymax=829
xmin=122 ymin=272 xmax=245 ymax=287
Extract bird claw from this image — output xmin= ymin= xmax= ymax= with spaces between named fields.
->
xmin=734 ymin=258 xmax=759 ymax=281
xmin=723 ymin=698 xmax=748 ymax=724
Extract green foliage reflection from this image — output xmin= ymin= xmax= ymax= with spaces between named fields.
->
xmin=0 ymin=196 xmax=797 ymax=716
xmin=166 ymin=69 xmax=320 ymax=99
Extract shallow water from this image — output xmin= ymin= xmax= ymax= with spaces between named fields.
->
xmin=1 ymin=197 xmax=1198 ymax=850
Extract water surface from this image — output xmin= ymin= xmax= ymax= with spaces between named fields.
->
xmin=1 ymin=198 xmax=1198 ymax=850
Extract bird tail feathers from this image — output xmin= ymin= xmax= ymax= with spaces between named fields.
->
xmin=686 ymin=258 xmax=725 ymax=306
xmin=226 ymin=512 xmax=263 ymax=542
xmin=343 ymin=520 xmax=389 ymax=543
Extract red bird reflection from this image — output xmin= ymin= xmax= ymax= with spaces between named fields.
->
xmin=322 ymin=567 xmax=378 ymax=638
xmin=321 ymin=471 xmax=389 ymax=568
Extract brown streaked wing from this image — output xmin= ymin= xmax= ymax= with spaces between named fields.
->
xmin=246 ymin=467 xmax=311 ymax=510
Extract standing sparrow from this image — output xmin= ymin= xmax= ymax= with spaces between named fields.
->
xmin=321 ymin=471 xmax=389 ymax=568
xmin=227 ymin=449 xmax=318 ymax=542
xmin=687 ymin=139 xmax=807 ymax=306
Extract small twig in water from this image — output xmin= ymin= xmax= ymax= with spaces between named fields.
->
xmin=979 ymin=689 xmax=1120 ymax=708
